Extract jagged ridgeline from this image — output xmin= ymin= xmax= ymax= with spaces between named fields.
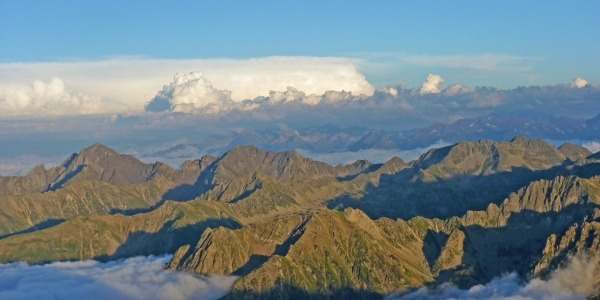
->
xmin=0 ymin=137 xmax=599 ymax=298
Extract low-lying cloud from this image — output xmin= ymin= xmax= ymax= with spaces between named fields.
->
xmin=297 ymin=140 xmax=450 ymax=166
xmin=391 ymin=254 xmax=600 ymax=300
xmin=0 ymin=256 xmax=237 ymax=300
xmin=582 ymin=141 xmax=600 ymax=154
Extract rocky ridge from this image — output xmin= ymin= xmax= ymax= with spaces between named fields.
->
xmin=0 ymin=138 xmax=599 ymax=298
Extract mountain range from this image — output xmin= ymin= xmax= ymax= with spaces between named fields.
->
xmin=0 ymin=137 xmax=599 ymax=298
xmin=135 ymin=112 xmax=600 ymax=165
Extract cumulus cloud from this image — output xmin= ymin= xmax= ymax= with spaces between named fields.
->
xmin=391 ymin=254 xmax=600 ymax=300
xmin=146 ymin=72 xmax=233 ymax=114
xmin=0 ymin=256 xmax=237 ymax=300
xmin=386 ymin=87 xmax=399 ymax=97
xmin=571 ymin=77 xmax=589 ymax=88
xmin=0 ymin=78 xmax=106 ymax=116
xmin=419 ymin=74 xmax=444 ymax=95
xmin=146 ymin=73 xmax=363 ymax=114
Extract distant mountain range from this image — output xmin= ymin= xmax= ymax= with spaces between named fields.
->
xmin=137 ymin=112 xmax=600 ymax=164
xmin=1 ymin=137 xmax=600 ymax=298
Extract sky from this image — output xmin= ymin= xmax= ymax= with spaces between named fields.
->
xmin=2 ymin=1 xmax=599 ymax=88
xmin=1 ymin=1 xmax=600 ymax=173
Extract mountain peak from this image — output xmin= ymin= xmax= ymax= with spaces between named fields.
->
xmin=510 ymin=135 xmax=528 ymax=144
xmin=557 ymin=143 xmax=592 ymax=161
xmin=79 ymin=143 xmax=119 ymax=161
xmin=216 ymin=146 xmax=336 ymax=183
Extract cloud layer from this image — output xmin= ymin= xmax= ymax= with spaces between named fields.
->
xmin=392 ymin=254 xmax=600 ymax=300
xmin=0 ymin=57 xmax=597 ymax=120
xmin=297 ymin=140 xmax=451 ymax=166
xmin=0 ymin=78 xmax=105 ymax=116
xmin=0 ymin=57 xmax=374 ymax=116
xmin=0 ymin=256 xmax=237 ymax=300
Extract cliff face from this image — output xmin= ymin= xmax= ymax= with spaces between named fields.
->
xmin=533 ymin=218 xmax=600 ymax=277
xmin=0 ymin=139 xmax=599 ymax=298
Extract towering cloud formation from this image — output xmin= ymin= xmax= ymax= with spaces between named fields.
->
xmin=145 ymin=72 xmax=361 ymax=113
xmin=146 ymin=72 xmax=233 ymax=113
xmin=419 ymin=74 xmax=444 ymax=94
xmin=0 ymin=78 xmax=104 ymax=116
xmin=571 ymin=77 xmax=589 ymax=88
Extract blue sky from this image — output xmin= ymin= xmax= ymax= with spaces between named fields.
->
xmin=2 ymin=1 xmax=599 ymax=87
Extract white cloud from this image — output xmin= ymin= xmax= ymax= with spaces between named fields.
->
xmin=146 ymin=73 xmax=364 ymax=113
xmin=147 ymin=72 xmax=233 ymax=114
xmin=0 ymin=57 xmax=374 ymax=115
xmin=391 ymin=254 xmax=599 ymax=300
xmin=0 ymin=256 xmax=237 ymax=300
xmin=0 ymin=78 xmax=107 ymax=116
xmin=266 ymin=87 xmax=308 ymax=104
xmin=385 ymin=87 xmax=398 ymax=97
xmin=420 ymin=74 xmax=444 ymax=95
xmin=571 ymin=77 xmax=589 ymax=88
xmin=582 ymin=141 xmax=600 ymax=154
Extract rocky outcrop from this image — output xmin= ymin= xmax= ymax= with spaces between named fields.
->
xmin=415 ymin=136 xmax=570 ymax=179
xmin=170 ymin=209 xmax=433 ymax=298
xmin=533 ymin=217 xmax=600 ymax=277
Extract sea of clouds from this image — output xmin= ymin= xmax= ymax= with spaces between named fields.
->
xmin=390 ymin=254 xmax=600 ymax=300
xmin=0 ymin=256 xmax=237 ymax=300
xmin=0 ymin=253 xmax=597 ymax=300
